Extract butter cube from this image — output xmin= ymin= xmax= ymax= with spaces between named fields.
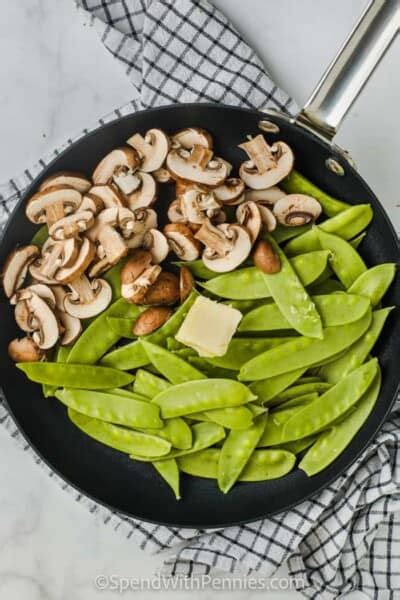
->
xmin=175 ymin=295 xmax=242 ymax=357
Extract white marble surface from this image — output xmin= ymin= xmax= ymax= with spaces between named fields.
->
xmin=0 ymin=1 xmax=399 ymax=599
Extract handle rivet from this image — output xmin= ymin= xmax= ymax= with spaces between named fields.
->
xmin=258 ymin=120 xmax=280 ymax=134
xmin=325 ymin=157 xmax=345 ymax=176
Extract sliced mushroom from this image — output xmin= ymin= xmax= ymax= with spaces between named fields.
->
xmin=180 ymin=266 xmax=194 ymax=303
xmin=163 ymin=223 xmax=201 ymax=261
xmin=64 ymin=275 xmax=112 ymax=319
xmin=167 ymin=199 xmax=185 ymax=223
xmin=175 ymin=179 xmax=209 ymax=198
xmin=166 ymin=147 xmax=229 ymax=187
xmin=180 ymin=188 xmax=222 ymax=224
xmin=127 ymin=129 xmax=169 ymax=173
xmin=14 ymin=299 xmax=36 ymax=332
xmin=213 ymin=178 xmax=245 ymax=205
xmin=195 ymin=220 xmax=252 ymax=273
xmin=142 ymin=272 xmax=180 ymax=305
xmin=48 ymin=210 xmax=94 ymax=240
xmin=51 ymin=286 xmax=82 ymax=345
xmin=92 ymin=147 xmax=140 ymax=188
xmin=87 ymin=208 xmax=129 ymax=266
xmin=239 ymin=135 xmax=294 ymax=189
xmin=39 ymin=172 xmax=91 ymax=194
xmin=2 ymin=245 xmax=40 ymax=298
xmin=88 ymin=185 xmax=126 ymax=208
xmin=29 ymin=237 xmax=82 ymax=283
xmin=121 ymin=264 xmax=161 ymax=304
xmin=273 ymin=194 xmax=322 ymax=226
xmin=171 ymin=128 xmax=213 ymax=150
xmin=26 ymin=186 xmax=82 ymax=227
xmin=257 ymin=205 xmax=277 ymax=232
xmin=21 ymin=283 xmax=56 ymax=308
xmin=244 ymin=186 xmax=286 ymax=207
xmin=236 ymin=201 xmax=262 ymax=243
xmin=17 ymin=290 xmax=60 ymax=349
xmin=54 ymin=237 xmax=96 ymax=284
xmin=120 ymin=250 xmax=153 ymax=289
xmin=127 ymin=173 xmax=157 ymax=210
xmin=80 ymin=193 xmax=104 ymax=215
xmin=153 ymin=168 xmax=173 ymax=183
xmin=142 ymin=229 xmax=169 ymax=264
xmin=8 ymin=337 xmax=45 ymax=362
xmin=125 ymin=208 xmax=158 ymax=249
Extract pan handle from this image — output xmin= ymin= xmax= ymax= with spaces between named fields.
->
xmin=296 ymin=0 xmax=399 ymax=140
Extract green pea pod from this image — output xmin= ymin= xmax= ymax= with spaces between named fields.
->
xmin=319 ymin=307 xmax=393 ymax=383
xmin=223 ymin=298 xmax=268 ymax=313
xmin=67 ymin=299 xmax=141 ymax=365
xmin=103 ymin=259 xmax=128 ymax=299
xmin=133 ymin=369 xmax=171 ymax=398
xmin=30 ymin=225 xmax=48 ymax=247
xmin=68 ymin=408 xmax=170 ymax=457
xmin=271 ymin=224 xmax=311 ymax=244
xmin=218 ymin=415 xmax=267 ymax=493
xmin=202 ymin=251 xmax=330 ymax=300
xmin=258 ymin=393 xmax=320 ymax=446
xmin=247 ymin=403 xmax=268 ymax=417
xmin=349 ymin=232 xmax=366 ymax=249
xmin=187 ymin=357 xmax=238 ymax=380
xmin=18 ymin=362 xmax=134 ymax=389
xmin=152 ymin=379 xmax=256 ymax=418
xmin=317 ymin=228 xmax=367 ymax=288
xmin=249 ymin=368 xmax=306 ymax=405
xmin=300 ymin=369 xmax=381 ymax=476
xmin=239 ymin=309 xmax=371 ymax=381
xmin=141 ymin=341 xmax=206 ymax=384
xmin=173 ymin=260 xmax=218 ymax=280
xmin=297 ymin=376 xmax=322 ymax=384
xmin=348 ymin=264 xmax=396 ymax=307
xmin=104 ymin=387 xmax=149 ymax=400
xmin=130 ymin=422 xmax=226 ymax=462
xmin=278 ymin=435 xmax=318 ymax=455
xmin=285 ymin=204 xmax=373 ymax=256
xmin=205 ymin=337 xmax=294 ymax=370
xmin=42 ymin=345 xmax=72 ymax=397
xmin=240 ymin=293 xmax=369 ymax=332
xmin=271 ymin=382 xmax=332 ymax=406
xmin=202 ymin=405 xmax=254 ymax=430
xmin=308 ymin=278 xmax=345 ymax=295
xmin=281 ymin=170 xmax=350 ymax=217
xmin=152 ymin=459 xmax=181 ymax=500
xmin=107 ymin=317 xmax=136 ymax=339
xmin=282 ymin=359 xmax=378 ymax=442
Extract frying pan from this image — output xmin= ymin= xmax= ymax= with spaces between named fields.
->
xmin=0 ymin=1 xmax=399 ymax=529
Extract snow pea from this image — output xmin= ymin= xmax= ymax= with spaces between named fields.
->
xmin=141 ymin=341 xmax=205 ymax=384
xmin=152 ymin=379 xmax=256 ymax=418
xmin=202 ymin=250 xmax=330 ymax=300
xmin=258 ymin=393 xmax=318 ymax=447
xmin=297 ymin=376 xmax=322 ymax=384
xmin=279 ymin=435 xmax=318 ymax=455
xmin=349 ymin=232 xmax=366 ymax=249
xmin=68 ymin=408 xmax=171 ymax=457
xmin=271 ymin=381 xmax=332 ymax=406
xmin=285 ymin=204 xmax=373 ymax=256
xmin=103 ymin=258 xmax=128 ymax=299
xmin=153 ymin=459 xmax=181 ymax=500
xmin=67 ymin=298 xmax=141 ymax=365
xmin=299 ymin=369 xmax=381 ymax=476
xmin=104 ymin=387 xmax=148 ymax=400
xmin=317 ymin=228 xmax=367 ymax=288
xmin=42 ymin=345 xmax=72 ymax=397
xmin=178 ymin=448 xmax=295 ymax=481
xmin=218 ymin=415 xmax=267 ymax=493
xmin=191 ymin=405 xmax=254 ymax=430
xmin=308 ymin=278 xmax=345 ymax=295
xmin=239 ymin=309 xmax=371 ymax=381
xmin=187 ymin=357 xmax=238 ymax=380
xmin=319 ymin=307 xmax=393 ymax=383
xmin=133 ymin=369 xmax=171 ymax=398
xmin=174 ymin=260 xmax=217 ymax=280
xmin=205 ymin=337 xmax=294 ymax=370
xmin=271 ymin=223 xmax=311 ymax=244
xmin=18 ymin=362 xmax=134 ymax=388
xmin=30 ymin=225 xmax=48 ymax=247
xmin=107 ymin=317 xmax=136 ymax=339
xmin=240 ymin=293 xmax=369 ymax=332
xmin=282 ymin=359 xmax=378 ymax=442
xmin=348 ymin=264 xmax=396 ymax=307
xmin=249 ymin=368 xmax=306 ymax=405
xmin=281 ymin=170 xmax=350 ymax=217
xmin=56 ymin=388 xmax=163 ymax=429
xmin=247 ymin=403 xmax=268 ymax=417
xmin=130 ymin=422 xmax=225 ymax=462
xmin=224 ymin=298 xmax=267 ymax=313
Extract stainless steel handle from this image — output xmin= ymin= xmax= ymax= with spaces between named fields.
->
xmin=297 ymin=0 xmax=400 ymax=140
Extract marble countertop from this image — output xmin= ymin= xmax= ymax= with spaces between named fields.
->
xmin=0 ymin=1 xmax=399 ymax=598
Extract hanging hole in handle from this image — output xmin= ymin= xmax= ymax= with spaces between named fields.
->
xmin=325 ymin=157 xmax=345 ymax=176
xmin=258 ymin=120 xmax=280 ymax=134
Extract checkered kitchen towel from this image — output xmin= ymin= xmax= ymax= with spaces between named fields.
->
xmin=1 ymin=1 xmax=400 ymax=598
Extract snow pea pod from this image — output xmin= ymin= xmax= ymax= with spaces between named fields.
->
xmin=133 ymin=369 xmax=171 ymax=398
xmin=107 ymin=317 xmax=136 ymax=339
xmin=285 ymin=204 xmax=373 ymax=256
xmin=153 ymin=459 xmax=181 ymax=499
xmin=299 ymin=369 xmax=381 ymax=476
xmin=281 ymin=170 xmax=350 ymax=217
xmin=349 ymin=232 xmax=366 ymax=249
xmin=223 ymin=298 xmax=267 ymax=313
xmin=239 ymin=309 xmax=371 ymax=381
xmin=18 ymin=362 xmax=134 ymax=388
xmin=249 ymin=368 xmax=306 ymax=405
xmin=282 ymin=359 xmax=378 ymax=442
xmin=104 ymin=387 xmax=149 ymax=400
xmin=278 ymin=435 xmax=318 ymax=455
xmin=141 ymin=341 xmax=205 ymax=384
xmin=218 ymin=415 xmax=267 ymax=493
xmin=319 ymin=307 xmax=393 ymax=383
xmin=56 ymin=388 xmax=163 ymax=429
xmin=205 ymin=337 xmax=294 ymax=370
xmin=258 ymin=394 xmax=318 ymax=447
xmin=202 ymin=251 xmax=330 ymax=300
xmin=68 ymin=408 xmax=170 ymax=457
xmin=260 ymin=236 xmax=323 ymax=339
xmin=271 ymin=223 xmax=311 ymax=244
xmin=152 ymin=379 xmax=256 ymax=418
xmin=348 ymin=263 xmax=396 ymax=307
xmin=103 ymin=258 xmax=128 ymax=299
xmin=42 ymin=345 xmax=72 ymax=397
xmin=187 ymin=357 xmax=238 ymax=380
xmin=271 ymin=382 xmax=332 ymax=406
xmin=239 ymin=293 xmax=369 ymax=332
xmin=173 ymin=260 xmax=217 ymax=280
xmin=192 ymin=405 xmax=255 ymax=430
xmin=317 ymin=228 xmax=366 ymax=288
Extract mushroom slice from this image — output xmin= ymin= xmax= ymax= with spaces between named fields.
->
xmin=142 ymin=229 xmax=169 ymax=264
xmin=180 ymin=188 xmax=221 ymax=224
xmin=24 ymin=291 xmax=60 ymax=349
xmin=87 ymin=207 xmax=129 ymax=266
xmin=89 ymin=185 xmax=126 ymax=208
xmin=58 ymin=311 xmax=82 ymax=345
xmin=92 ymin=147 xmax=140 ymax=186
xmin=133 ymin=307 xmax=173 ymax=336
xmin=142 ymin=272 xmax=180 ymax=305
xmin=55 ymin=237 xmax=96 ymax=284
xmin=29 ymin=238 xmax=80 ymax=283
xmin=180 ymin=266 xmax=194 ymax=303
xmin=195 ymin=220 xmax=252 ymax=273
xmin=213 ymin=178 xmax=245 ymax=205
xmin=80 ymin=193 xmax=104 ymax=215
xmin=87 ymin=258 xmax=112 ymax=278
xmin=97 ymin=226 xmax=128 ymax=266
xmin=2 ymin=245 xmax=39 ymax=298
xmin=122 ymin=265 xmax=162 ymax=304
xmin=166 ymin=147 xmax=229 ymax=187
xmin=24 ymin=284 xmax=56 ymax=308
xmin=153 ymin=168 xmax=173 ymax=183
xmin=239 ymin=135 xmax=294 ymax=189
xmin=244 ymin=186 xmax=286 ymax=207
xmin=258 ymin=205 xmax=277 ymax=232
xmin=163 ymin=223 xmax=201 ymax=261
xmin=25 ymin=186 xmax=82 ymax=227
xmin=273 ymin=194 xmax=322 ymax=226
xmin=14 ymin=300 xmax=36 ymax=332
xmin=39 ymin=172 xmax=91 ymax=194
xmin=48 ymin=210 xmax=94 ymax=240
xmin=127 ymin=172 xmax=157 ymax=210
xmin=127 ymin=129 xmax=169 ymax=173
xmin=120 ymin=250 xmax=153 ymax=289
xmin=64 ymin=276 xmax=112 ymax=319
xmin=171 ymin=128 xmax=213 ymax=150
xmin=8 ymin=337 xmax=45 ymax=362
xmin=125 ymin=208 xmax=158 ymax=249
xmin=236 ymin=201 xmax=262 ymax=243
xmin=167 ymin=199 xmax=185 ymax=223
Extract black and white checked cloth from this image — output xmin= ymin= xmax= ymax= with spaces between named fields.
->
xmin=1 ymin=2 xmax=400 ymax=598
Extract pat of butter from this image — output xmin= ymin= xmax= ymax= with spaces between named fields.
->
xmin=175 ymin=296 xmax=242 ymax=357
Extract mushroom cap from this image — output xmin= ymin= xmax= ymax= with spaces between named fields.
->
xmin=239 ymin=137 xmax=294 ymax=190
xmin=258 ymin=205 xmax=277 ymax=232
xmin=167 ymin=199 xmax=185 ymax=223
xmin=273 ymin=193 xmax=322 ymax=226
xmin=58 ymin=311 xmax=82 ymax=345
xmin=142 ymin=229 xmax=169 ymax=264
xmin=29 ymin=238 xmax=80 ymax=283
xmin=171 ymin=128 xmax=213 ymax=150
xmin=39 ymin=172 xmax=91 ymax=194
xmin=25 ymin=186 xmax=82 ymax=225
xmin=166 ymin=148 xmax=229 ymax=187
xmin=2 ymin=245 xmax=39 ymax=298
xmin=55 ymin=237 xmax=96 ymax=284
xmin=48 ymin=210 xmax=94 ymax=240
xmin=163 ymin=223 xmax=201 ymax=261
xmin=153 ymin=168 xmax=173 ymax=183
xmin=14 ymin=300 xmax=36 ymax=332
xmin=121 ymin=265 xmax=161 ymax=304
xmin=121 ymin=250 xmax=153 ymax=285
xmin=201 ymin=224 xmax=252 ymax=273
xmin=127 ymin=172 xmax=157 ymax=210
xmin=133 ymin=306 xmax=173 ymax=336
xmin=213 ymin=178 xmax=245 ymax=205
xmin=23 ymin=283 xmax=56 ymax=308
xmin=179 ymin=266 xmax=194 ymax=303
xmin=88 ymin=185 xmax=126 ymax=208
xmin=125 ymin=208 xmax=158 ymax=249
xmin=236 ymin=201 xmax=262 ymax=243
xmin=112 ymin=169 xmax=141 ymax=196
xmin=142 ymin=271 xmax=180 ymax=305
xmin=92 ymin=147 xmax=140 ymax=185
xmin=23 ymin=291 xmax=60 ymax=349
xmin=180 ymin=188 xmax=221 ymax=224
xmin=127 ymin=129 xmax=170 ymax=173
xmin=64 ymin=277 xmax=112 ymax=319
xmin=8 ymin=337 xmax=44 ymax=362
xmin=80 ymin=193 xmax=104 ymax=215
xmin=253 ymin=239 xmax=281 ymax=274
xmin=244 ymin=186 xmax=286 ymax=207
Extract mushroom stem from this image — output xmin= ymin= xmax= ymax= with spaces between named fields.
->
xmin=239 ymin=135 xmax=276 ymax=174
xmin=195 ymin=219 xmax=232 ymax=256
xmin=45 ymin=199 xmax=65 ymax=226
xmin=67 ymin=275 xmax=96 ymax=304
